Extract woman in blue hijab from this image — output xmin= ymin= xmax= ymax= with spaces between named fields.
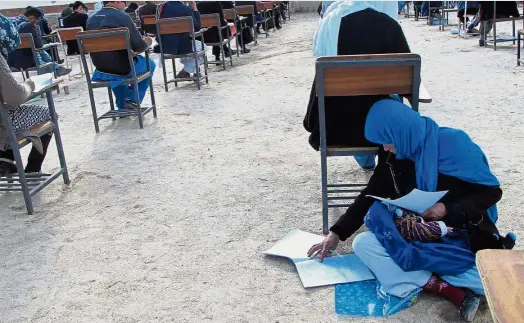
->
xmin=309 ymin=99 xmax=514 ymax=321
xmin=359 ymin=99 xmax=513 ymax=321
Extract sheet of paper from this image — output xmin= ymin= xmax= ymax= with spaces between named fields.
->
xmin=263 ymin=229 xmax=325 ymax=263
xmin=367 ymin=189 xmax=448 ymax=214
xmin=295 ymin=254 xmax=375 ymax=288
xmin=31 ymin=73 xmax=53 ymax=92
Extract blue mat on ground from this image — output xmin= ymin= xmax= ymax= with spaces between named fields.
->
xmin=335 ymin=280 xmax=421 ymax=317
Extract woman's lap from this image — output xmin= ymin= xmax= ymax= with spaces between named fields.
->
xmin=352 ymin=231 xmax=485 ymax=297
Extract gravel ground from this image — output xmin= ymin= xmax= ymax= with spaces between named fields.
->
xmin=1 ymin=13 xmax=523 ymax=323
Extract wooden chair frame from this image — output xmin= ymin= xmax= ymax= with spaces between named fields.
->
xmin=0 ymin=81 xmax=70 ymax=214
xmin=235 ymin=5 xmax=258 ymax=45
xmin=156 ymin=17 xmax=209 ymax=91
xmin=200 ymin=13 xmax=233 ymax=70
xmin=56 ymin=27 xmax=93 ymax=79
xmin=315 ymin=54 xmax=421 ymax=234
xmin=77 ymin=28 xmax=157 ymax=132
xmin=223 ymin=8 xmax=243 ymax=55
xmin=140 ymin=15 xmax=157 ymax=37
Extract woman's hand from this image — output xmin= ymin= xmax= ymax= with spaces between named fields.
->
xmin=307 ymin=231 xmax=339 ymax=262
xmin=421 ymin=202 xmax=447 ymax=221
xmin=25 ymin=79 xmax=35 ymax=92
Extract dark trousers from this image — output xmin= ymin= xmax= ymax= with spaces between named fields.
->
xmin=0 ymin=133 xmax=52 ymax=173
xmin=212 ymin=45 xmax=230 ymax=58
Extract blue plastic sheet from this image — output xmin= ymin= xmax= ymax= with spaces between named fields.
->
xmin=335 ymin=280 xmax=421 ymax=317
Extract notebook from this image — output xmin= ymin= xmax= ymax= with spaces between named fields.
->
xmin=264 ymin=229 xmax=374 ymax=288
xmin=367 ymin=189 xmax=448 ymax=214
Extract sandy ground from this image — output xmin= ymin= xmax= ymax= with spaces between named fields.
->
xmin=1 ymin=13 xmax=524 ymax=323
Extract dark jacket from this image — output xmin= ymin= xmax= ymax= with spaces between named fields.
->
xmin=157 ymin=1 xmax=201 ymax=55
xmin=86 ymin=6 xmax=148 ymax=75
xmin=63 ymin=12 xmax=89 ymax=55
xmin=138 ymin=1 xmax=159 ymax=34
xmin=304 ymin=9 xmax=411 ymax=151
xmin=330 ymin=149 xmax=505 ymax=253
xmin=197 ymin=1 xmax=228 ymax=44
xmin=61 ymin=7 xmax=74 ymax=18
xmin=479 ymin=1 xmax=520 ymax=21
xmin=7 ymin=22 xmax=42 ymax=70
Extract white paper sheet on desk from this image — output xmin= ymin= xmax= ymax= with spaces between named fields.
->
xmin=263 ymin=229 xmax=325 ymax=263
xmin=31 ymin=73 xmax=53 ymax=92
xmin=295 ymin=254 xmax=374 ymax=288
xmin=367 ymin=189 xmax=448 ymax=214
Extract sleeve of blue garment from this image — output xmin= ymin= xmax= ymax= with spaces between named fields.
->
xmin=122 ymin=14 xmax=148 ymax=52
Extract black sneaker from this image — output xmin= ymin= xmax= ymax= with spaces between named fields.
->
xmin=460 ymin=290 xmax=481 ymax=322
xmin=0 ymin=159 xmax=17 ymax=177
xmin=479 ymin=40 xmax=485 ymax=47
xmin=241 ymin=48 xmax=251 ymax=54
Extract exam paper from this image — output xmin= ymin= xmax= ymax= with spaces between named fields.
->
xmin=367 ymin=189 xmax=448 ymax=214
xmin=295 ymin=254 xmax=374 ymax=288
xmin=31 ymin=73 xmax=53 ymax=92
xmin=263 ymin=229 xmax=324 ymax=262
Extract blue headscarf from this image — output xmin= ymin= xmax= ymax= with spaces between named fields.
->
xmin=365 ymin=99 xmax=500 ymax=223
xmin=0 ymin=14 xmax=21 ymax=59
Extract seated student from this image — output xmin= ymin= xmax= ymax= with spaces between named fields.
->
xmin=305 ymin=1 xmax=404 ymax=170
xmin=34 ymin=7 xmax=63 ymax=62
xmin=220 ymin=1 xmax=253 ymax=54
xmin=457 ymin=1 xmax=479 ymax=25
xmin=61 ymin=3 xmax=75 ymax=18
xmin=197 ymin=1 xmax=234 ymax=63
xmin=138 ymin=1 xmax=159 ymax=35
xmin=87 ymin=1 xmax=155 ymax=111
xmin=477 ymin=1 xmax=520 ymax=46
xmin=309 ymin=99 xmax=514 ymax=322
xmin=0 ymin=14 xmax=55 ymax=176
xmin=157 ymin=1 xmax=205 ymax=79
xmin=125 ymin=2 xmax=139 ymax=14
xmin=63 ymin=1 xmax=89 ymax=55
xmin=8 ymin=8 xmax=71 ymax=77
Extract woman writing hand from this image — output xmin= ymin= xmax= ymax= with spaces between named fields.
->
xmin=307 ymin=231 xmax=339 ymax=262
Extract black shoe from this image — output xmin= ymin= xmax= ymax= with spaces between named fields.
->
xmin=460 ymin=290 xmax=481 ymax=322
xmin=479 ymin=40 xmax=485 ymax=47
xmin=0 ymin=159 xmax=17 ymax=177
xmin=241 ymin=48 xmax=251 ymax=54
xmin=57 ymin=59 xmax=65 ymax=64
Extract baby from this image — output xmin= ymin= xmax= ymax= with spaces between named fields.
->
xmin=387 ymin=205 xmax=452 ymax=242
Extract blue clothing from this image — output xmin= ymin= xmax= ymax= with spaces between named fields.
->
xmin=87 ymin=6 xmax=148 ymax=75
xmin=320 ymin=1 xmax=335 ymax=17
xmin=365 ymin=99 xmax=500 ymax=222
xmin=0 ymin=14 xmax=20 ymax=59
xmin=365 ymin=202 xmax=476 ymax=276
xmin=157 ymin=1 xmax=201 ymax=55
xmin=92 ymin=55 xmax=156 ymax=110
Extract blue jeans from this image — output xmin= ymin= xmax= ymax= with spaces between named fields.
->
xmin=92 ymin=56 xmax=156 ymax=110
xmin=37 ymin=51 xmax=61 ymax=74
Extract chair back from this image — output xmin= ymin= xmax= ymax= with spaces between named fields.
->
xmin=200 ymin=13 xmax=221 ymax=29
xmin=17 ymin=33 xmax=41 ymax=70
xmin=235 ymin=5 xmax=254 ymax=15
xmin=315 ymin=53 xmax=422 ymax=153
xmin=156 ymin=17 xmax=194 ymax=35
xmin=56 ymin=27 xmax=83 ymax=42
xmin=76 ymin=28 xmax=134 ymax=83
xmin=141 ymin=15 xmax=157 ymax=28
xmin=223 ymin=9 xmax=237 ymax=21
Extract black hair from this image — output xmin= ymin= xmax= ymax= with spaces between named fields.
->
xmin=24 ymin=7 xmax=43 ymax=19
xmin=69 ymin=3 xmax=74 ymax=7
xmin=128 ymin=2 xmax=139 ymax=10
xmin=73 ymin=1 xmax=85 ymax=10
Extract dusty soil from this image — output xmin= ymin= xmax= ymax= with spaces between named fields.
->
xmin=1 ymin=13 xmax=523 ymax=323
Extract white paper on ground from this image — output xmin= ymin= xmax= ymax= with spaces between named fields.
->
xmin=263 ymin=229 xmax=324 ymax=263
xmin=295 ymin=254 xmax=374 ymax=288
xmin=367 ymin=189 xmax=448 ymax=214
xmin=31 ymin=73 xmax=54 ymax=92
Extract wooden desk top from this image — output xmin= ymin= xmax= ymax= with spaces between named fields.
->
xmin=419 ymin=83 xmax=432 ymax=103
xmin=476 ymin=249 xmax=524 ymax=323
